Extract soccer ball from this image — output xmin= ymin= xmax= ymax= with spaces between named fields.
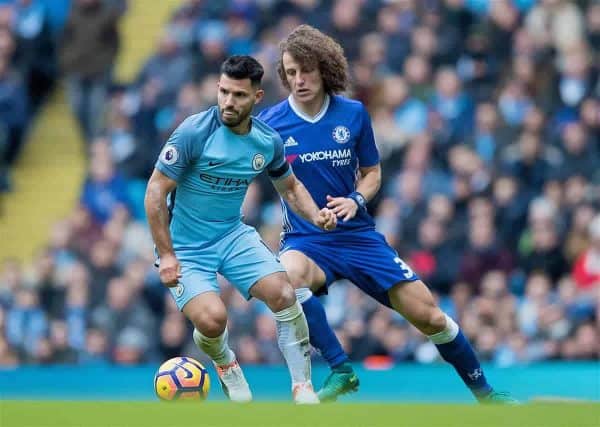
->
xmin=154 ymin=356 xmax=210 ymax=401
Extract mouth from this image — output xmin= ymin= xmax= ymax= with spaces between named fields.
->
xmin=222 ymin=110 xmax=237 ymax=118
xmin=296 ymin=89 xmax=310 ymax=96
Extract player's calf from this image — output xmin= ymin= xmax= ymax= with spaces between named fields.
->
xmin=252 ymin=273 xmax=317 ymax=401
xmin=272 ymin=300 xmax=316 ymax=397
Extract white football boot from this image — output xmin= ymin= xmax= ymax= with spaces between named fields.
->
xmin=213 ymin=360 xmax=252 ymax=403
xmin=293 ymin=382 xmax=320 ymax=404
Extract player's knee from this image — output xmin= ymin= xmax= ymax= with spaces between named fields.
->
xmin=285 ymin=266 xmax=309 ymax=288
xmin=265 ymin=283 xmax=296 ymax=313
xmin=190 ymin=305 xmax=227 ymax=337
xmin=422 ymin=307 xmax=447 ymax=336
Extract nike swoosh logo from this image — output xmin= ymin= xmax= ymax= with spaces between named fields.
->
xmin=208 ymin=161 xmax=224 ymax=166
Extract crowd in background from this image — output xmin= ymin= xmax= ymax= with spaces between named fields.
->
xmin=0 ymin=0 xmax=598 ymax=368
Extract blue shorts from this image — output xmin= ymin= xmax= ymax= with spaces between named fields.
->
xmin=281 ymin=229 xmax=419 ymax=307
xmin=163 ymin=222 xmax=285 ymax=310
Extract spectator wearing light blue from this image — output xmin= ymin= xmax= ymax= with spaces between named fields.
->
xmin=6 ymin=287 xmax=48 ymax=357
xmin=430 ymin=67 xmax=474 ymax=144
xmin=80 ymin=151 xmax=130 ymax=224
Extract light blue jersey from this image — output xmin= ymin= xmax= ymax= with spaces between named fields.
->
xmin=154 ymin=106 xmax=291 ymax=309
xmin=156 ymin=106 xmax=291 ymax=247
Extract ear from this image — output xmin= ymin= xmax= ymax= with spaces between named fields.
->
xmin=254 ymin=88 xmax=264 ymax=105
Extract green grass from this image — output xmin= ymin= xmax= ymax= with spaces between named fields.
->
xmin=1 ymin=401 xmax=598 ymax=427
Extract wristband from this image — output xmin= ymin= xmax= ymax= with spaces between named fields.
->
xmin=348 ymin=191 xmax=367 ymax=211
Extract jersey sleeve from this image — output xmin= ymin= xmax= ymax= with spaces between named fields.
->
xmin=356 ymin=105 xmax=380 ymax=167
xmin=267 ymin=133 xmax=292 ymax=181
xmin=155 ymin=115 xmax=208 ymax=181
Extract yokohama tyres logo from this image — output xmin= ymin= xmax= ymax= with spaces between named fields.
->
xmin=298 ymin=149 xmax=351 ymax=163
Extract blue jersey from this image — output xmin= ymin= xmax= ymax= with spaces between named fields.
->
xmin=155 ymin=106 xmax=291 ymax=249
xmin=258 ymin=95 xmax=380 ymax=236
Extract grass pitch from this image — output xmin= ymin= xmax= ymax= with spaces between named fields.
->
xmin=1 ymin=401 xmax=598 ymax=427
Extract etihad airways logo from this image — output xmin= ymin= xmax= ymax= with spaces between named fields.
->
xmin=199 ymin=173 xmax=250 ymax=192
xmin=286 ymin=149 xmax=352 ymax=167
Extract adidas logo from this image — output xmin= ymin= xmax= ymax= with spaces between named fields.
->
xmin=284 ymin=136 xmax=299 ymax=147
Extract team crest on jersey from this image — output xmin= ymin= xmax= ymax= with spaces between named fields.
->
xmin=175 ymin=283 xmax=185 ymax=297
xmin=160 ymin=145 xmax=179 ymax=165
xmin=332 ymin=126 xmax=350 ymax=144
xmin=252 ymin=153 xmax=265 ymax=170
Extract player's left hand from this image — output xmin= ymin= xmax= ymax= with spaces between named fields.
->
xmin=326 ymin=195 xmax=358 ymax=222
xmin=315 ymin=207 xmax=337 ymax=231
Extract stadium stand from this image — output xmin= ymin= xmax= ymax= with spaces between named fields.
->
xmin=0 ymin=0 xmax=598 ymax=369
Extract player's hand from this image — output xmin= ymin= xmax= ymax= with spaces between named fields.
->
xmin=315 ymin=207 xmax=337 ymax=231
xmin=158 ymin=253 xmax=182 ymax=287
xmin=326 ymin=195 xmax=358 ymax=222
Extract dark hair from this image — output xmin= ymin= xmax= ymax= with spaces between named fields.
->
xmin=277 ymin=25 xmax=349 ymax=94
xmin=220 ymin=55 xmax=264 ymax=86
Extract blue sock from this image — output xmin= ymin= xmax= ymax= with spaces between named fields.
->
xmin=430 ymin=315 xmax=493 ymax=398
xmin=296 ymin=289 xmax=348 ymax=369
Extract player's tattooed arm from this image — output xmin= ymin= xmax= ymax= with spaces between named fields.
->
xmin=273 ymin=173 xmax=337 ymax=231
xmin=144 ymin=169 xmax=181 ymax=287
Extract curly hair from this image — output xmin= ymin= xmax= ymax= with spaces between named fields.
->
xmin=277 ymin=25 xmax=350 ymax=95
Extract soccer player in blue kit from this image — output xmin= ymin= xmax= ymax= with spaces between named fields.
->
xmin=145 ymin=55 xmax=338 ymax=404
xmin=259 ymin=26 xmax=517 ymax=404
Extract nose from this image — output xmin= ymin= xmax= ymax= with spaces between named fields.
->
xmin=295 ymin=73 xmax=305 ymax=87
xmin=224 ymin=94 xmax=234 ymax=107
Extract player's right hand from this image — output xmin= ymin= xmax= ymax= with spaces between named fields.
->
xmin=315 ymin=207 xmax=337 ymax=231
xmin=159 ymin=253 xmax=182 ymax=287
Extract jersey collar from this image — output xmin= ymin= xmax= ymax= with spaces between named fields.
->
xmin=288 ymin=94 xmax=330 ymax=123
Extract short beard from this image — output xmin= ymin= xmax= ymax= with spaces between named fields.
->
xmin=220 ymin=109 xmax=249 ymax=128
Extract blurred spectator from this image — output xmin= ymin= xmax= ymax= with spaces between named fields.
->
xmin=520 ymin=218 xmax=569 ymax=283
xmin=572 ymin=215 xmax=600 ymax=290
xmin=90 ymin=276 xmax=154 ymax=355
xmin=557 ymin=121 xmax=599 ymax=180
xmin=80 ymin=151 xmax=131 ymax=224
xmin=0 ymin=52 xmax=28 ymax=189
xmin=48 ymin=320 xmax=78 ymax=363
xmin=408 ymin=216 xmax=460 ymax=295
xmin=138 ymin=31 xmax=193 ymax=106
xmin=79 ymin=327 xmax=108 ymax=364
xmin=191 ymin=20 xmax=227 ymax=80
xmin=59 ymin=0 xmax=122 ymax=140
xmin=158 ymin=312 xmax=188 ymax=360
xmin=430 ymin=67 xmax=474 ymax=145
xmin=6 ymin=287 xmax=48 ymax=357
xmin=501 ymin=132 xmax=558 ymax=199
xmin=459 ymin=216 xmax=514 ymax=289
xmin=12 ymin=0 xmax=56 ymax=112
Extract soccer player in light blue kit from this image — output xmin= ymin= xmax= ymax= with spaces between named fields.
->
xmin=259 ymin=26 xmax=517 ymax=404
xmin=145 ymin=56 xmax=337 ymax=404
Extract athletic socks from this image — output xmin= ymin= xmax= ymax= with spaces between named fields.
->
xmin=430 ymin=314 xmax=493 ymax=398
xmin=296 ymin=288 xmax=349 ymax=369
xmin=273 ymin=300 xmax=312 ymax=386
xmin=193 ymin=327 xmax=236 ymax=366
